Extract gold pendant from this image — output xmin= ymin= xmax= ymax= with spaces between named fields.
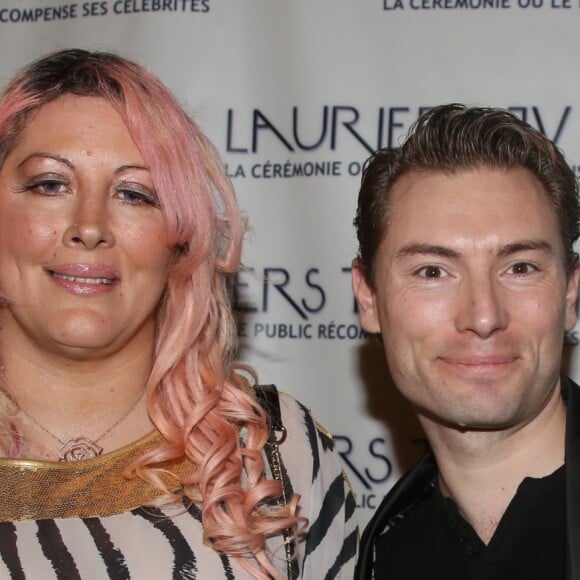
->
xmin=58 ymin=437 xmax=103 ymax=462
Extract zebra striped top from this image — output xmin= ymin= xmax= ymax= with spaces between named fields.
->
xmin=0 ymin=392 xmax=358 ymax=579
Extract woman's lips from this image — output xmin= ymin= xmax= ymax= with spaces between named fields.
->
xmin=51 ymin=272 xmax=114 ymax=285
xmin=45 ymin=264 xmax=119 ymax=295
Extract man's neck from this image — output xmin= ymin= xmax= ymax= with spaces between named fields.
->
xmin=420 ymin=387 xmax=566 ymax=544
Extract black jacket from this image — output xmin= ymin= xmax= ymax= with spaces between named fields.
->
xmin=355 ymin=376 xmax=580 ymax=579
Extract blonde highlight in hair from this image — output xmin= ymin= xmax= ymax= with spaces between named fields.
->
xmin=0 ymin=49 xmax=300 ymax=577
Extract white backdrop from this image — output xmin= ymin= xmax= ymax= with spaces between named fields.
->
xmin=2 ymin=0 xmax=580 ymax=526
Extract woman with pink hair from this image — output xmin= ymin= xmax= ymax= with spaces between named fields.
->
xmin=0 ymin=49 xmax=356 ymax=579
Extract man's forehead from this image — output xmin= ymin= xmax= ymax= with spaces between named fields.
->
xmin=390 ymin=165 xmax=544 ymax=197
xmin=387 ymin=166 xmax=550 ymax=215
xmin=381 ymin=166 xmax=562 ymax=255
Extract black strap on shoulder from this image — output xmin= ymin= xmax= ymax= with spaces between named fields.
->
xmin=254 ymin=384 xmax=283 ymax=436
xmin=254 ymin=384 xmax=298 ymax=580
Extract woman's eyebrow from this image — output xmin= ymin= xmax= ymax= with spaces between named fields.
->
xmin=16 ymin=152 xmax=74 ymax=169
xmin=114 ymin=164 xmax=150 ymax=174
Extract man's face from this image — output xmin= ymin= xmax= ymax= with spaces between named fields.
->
xmin=353 ymin=167 xmax=580 ymax=433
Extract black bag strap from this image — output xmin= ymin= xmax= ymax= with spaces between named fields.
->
xmin=255 ymin=384 xmax=284 ymax=435
xmin=254 ymin=384 xmax=298 ymax=580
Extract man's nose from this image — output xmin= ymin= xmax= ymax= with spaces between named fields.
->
xmin=454 ymin=274 xmax=508 ymax=338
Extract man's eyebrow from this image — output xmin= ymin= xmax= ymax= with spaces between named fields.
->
xmin=496 ymin=239 xmax=555 ymax=257
xmin=395 ymin=244 xmax=460 ymax=259
xmin=394 ymin=240 xmax=555 ymax=260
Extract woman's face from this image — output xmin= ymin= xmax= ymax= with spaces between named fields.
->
xmin=0 ymin=95 xmax=173 ymax=360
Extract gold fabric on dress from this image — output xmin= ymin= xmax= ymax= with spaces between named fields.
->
xmin=0 ymin=431 xmax=192 ymax=521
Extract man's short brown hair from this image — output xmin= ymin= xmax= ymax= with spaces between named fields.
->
xmin=354 ymin=103 xmax=580 ymax=284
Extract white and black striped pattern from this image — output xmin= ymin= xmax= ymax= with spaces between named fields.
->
xmin=0 ymin=394 xmax=357 ymax=579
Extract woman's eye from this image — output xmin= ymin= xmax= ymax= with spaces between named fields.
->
xmin=22 ymin=179 xmax=67 ymax=196
xmin=117 ymin=187 xmax=158 ymax=206
xmin=416 ymin=265 xmax=447 ymax=279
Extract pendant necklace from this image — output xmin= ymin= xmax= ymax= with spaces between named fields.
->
xmin=3 ymin=389 xmax=146 ymax=462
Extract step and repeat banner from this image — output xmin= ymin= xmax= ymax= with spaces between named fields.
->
xmin=1 ymin=0 xmax=580 ymax=526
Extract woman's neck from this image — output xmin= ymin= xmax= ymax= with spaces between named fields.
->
xmin=0 ymin=336 xmax=155 ymax=461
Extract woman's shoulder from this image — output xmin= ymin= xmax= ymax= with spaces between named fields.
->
xmin=276 ymin=389 xmax=337 ymax=451
xmin=264 ymin=387 xmax=359 ymax=577
xmin=253 ymin=384 xmax=337 ymax=456
xmin=257 ymin=385 xmax=349 ymax=496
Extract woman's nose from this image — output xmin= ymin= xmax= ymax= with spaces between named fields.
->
xmin=62 ymin=195 xmax=115 ymax=250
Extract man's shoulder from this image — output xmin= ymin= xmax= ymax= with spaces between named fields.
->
xmin=562 ymin=375 xmax=580 ymax=402
xmin=355 ymin=453 xmax=438 ymax=578
xmin=366 ymin=453 xmax=437 ymax=534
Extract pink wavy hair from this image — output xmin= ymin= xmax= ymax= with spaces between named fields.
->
xmin=0 ymin=49 xmax=300 ymax=578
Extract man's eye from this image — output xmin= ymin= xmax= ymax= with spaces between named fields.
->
xmin=416 ymin=265 xmax=447 ymax=279
xmin=508 ymin=262 xmax=537 ymax=275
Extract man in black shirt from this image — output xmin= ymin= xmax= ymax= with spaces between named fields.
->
xmin=352 ymin=104 xmax=580 ymax=579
